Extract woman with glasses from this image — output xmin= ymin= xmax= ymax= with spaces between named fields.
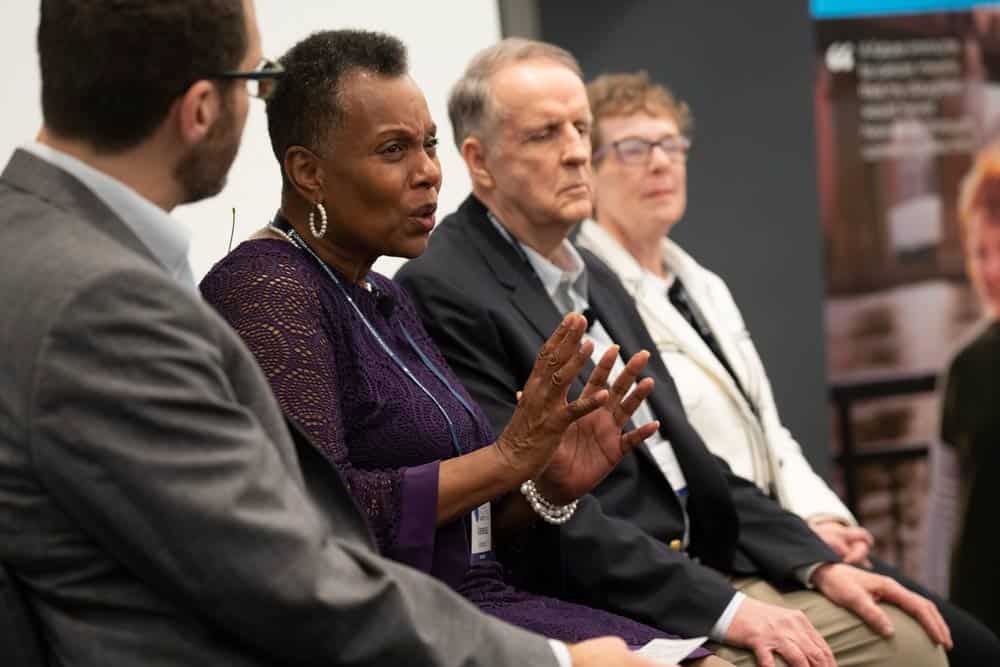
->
xmin=576 ymin=70 xmax=859 ymax=557
xmin=576 ymin=70 xmax=1000 ymax=666
xmin=200 ymin=29 xmax=720 ymax=665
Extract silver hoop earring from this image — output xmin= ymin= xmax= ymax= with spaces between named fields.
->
xmin=308 ymin=201 xmax=328 ymax=239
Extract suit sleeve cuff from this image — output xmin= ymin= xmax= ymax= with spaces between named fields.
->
xmin=807 ymin=512 xmax=857 ymax=527
xmin=795 ymin=562 xmax=825 ymax=589
xmin=391 ymin=460 xmax=440 ymax=573
xmin=709 ymin=591 xmax=746 ymax=641
xmin=549 ymin=639 xmax=573 ymax=667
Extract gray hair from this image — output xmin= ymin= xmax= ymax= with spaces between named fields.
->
xmin=448 ymin=38 xmax=582 ymax=149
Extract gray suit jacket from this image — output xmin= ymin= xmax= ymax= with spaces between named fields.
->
xmin=0 ymin=150 xmax=556 ymax=666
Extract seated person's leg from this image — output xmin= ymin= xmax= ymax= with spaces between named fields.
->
xmin=869 ymin=556 xmax=1000 ymax=665
xmin=709 ymin=578 xmax=947 ymax=667
xmin=689 ymin=657 xmax=738 ymax=667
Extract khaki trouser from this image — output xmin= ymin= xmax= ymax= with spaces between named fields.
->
xmin=707 ymin=577 xmax=948 ymax=667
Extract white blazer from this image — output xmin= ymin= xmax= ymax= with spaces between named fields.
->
xmin=577 ymin=220 xmax=856 ymax=524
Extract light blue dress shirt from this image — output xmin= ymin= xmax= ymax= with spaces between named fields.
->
xmin=21 ymin=142 xmax=196 ymax=288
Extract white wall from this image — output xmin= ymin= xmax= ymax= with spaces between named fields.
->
xmin=0 ymin=1 xmax=501 ymax=279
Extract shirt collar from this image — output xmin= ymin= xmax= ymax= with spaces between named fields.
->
xmin=21 ymin=142 xmax=195 ymax=287
xmin=577 ymin=219 xmax=674 ymax=294
xmin=486 ymin=210 xmax=588 ymax=303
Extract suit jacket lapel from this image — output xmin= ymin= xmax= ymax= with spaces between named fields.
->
xmin=458 ymin=201 xmax=737 ymax=566
xmin=1 ymin=149 xmax=157 ymax=266
xmin=650 ymin=290 xmax=743 ymax=399
xmin=583 ymin=249 xmax=689 ymax=432
xmin=664 ymin=242 xmax=758 ymax=419
xmin=583 ymin=222 xmax=751 ymax=417
xmin=584 ymin=259 xmax=684 ymax=513
xmin=583 ymin=249 xmax=739 ymax=568
xmin=457 ymin=196 xmax=596 ymax=395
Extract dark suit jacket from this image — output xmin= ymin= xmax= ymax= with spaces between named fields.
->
xmin=940 ymin=320 xmax=1000 ymax=635
xmin=0 ymin=151 xmax=556 ymax=666
xmin=397 ymin=194 xmax=838 ymax=637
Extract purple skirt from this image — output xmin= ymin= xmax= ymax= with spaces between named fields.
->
xmin=458 ymin=561 xmax=710 ymax=661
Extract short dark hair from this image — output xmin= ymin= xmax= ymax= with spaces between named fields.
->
xmin=266 ymin=29 xmax=407 ymax=185
xmin=38 ymin=0 xmax=247 ymax=152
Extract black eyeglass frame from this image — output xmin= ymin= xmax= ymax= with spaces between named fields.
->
xmin=592 ymin=135 xmax=692 ymax=165
xmin=211 ymin=58 xmax=285 ymax=99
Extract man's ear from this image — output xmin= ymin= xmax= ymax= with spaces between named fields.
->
xmin=175 ymin=80 xmax=221 ymax=147
xmin=284 ymin=145 xmax=325 ymax=203
xmin=461 ymin=137 xmax=495 ymax=191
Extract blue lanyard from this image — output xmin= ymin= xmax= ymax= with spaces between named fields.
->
xmin=269 ymin=219 xmax=477 ymax=459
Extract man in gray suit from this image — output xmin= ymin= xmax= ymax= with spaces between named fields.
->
xmin=0 ymin=2 xmax=658 ymax=665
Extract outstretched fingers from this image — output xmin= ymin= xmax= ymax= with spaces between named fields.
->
xmin=608 ymin=350 xmax=650 ymax=407
xmin=619 ymin=417 xmax=659 ymax=457
xmin=537 ymin=315 xmax=607 ymax=427
xmin=526 ymin=314 xmax=587 ymax=402
xmin=532 ymin=313 xmax=584 ymax=378
xmin=875 ymin=579 xmax=952 ymax=648
xmin=564 ymin=388 xmax=609 ymax=424
xmin=613 ymin=373 xmax=655 ymax=428
xmin=554 ymin=336 xmax=594 ymax=398
xmin=581 ymin=344 xmax=618 ymax=399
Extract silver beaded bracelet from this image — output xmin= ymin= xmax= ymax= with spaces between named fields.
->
xmin=519 ymin=480 xmax=579 ymax=525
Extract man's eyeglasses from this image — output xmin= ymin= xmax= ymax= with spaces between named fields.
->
xmin=213 ymin=58 xmax=284 ymax=100
xmin=593 ymin=135 xmax=691 ymax=166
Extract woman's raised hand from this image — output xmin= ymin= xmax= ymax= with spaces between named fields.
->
xmin=536 ymin=343 xmax=658 ymax=504
xmin=494 ymin=313 xmax=609 ymax=481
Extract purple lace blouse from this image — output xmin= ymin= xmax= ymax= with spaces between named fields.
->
xmin=200 ymin=238 xmax=706 ymax=655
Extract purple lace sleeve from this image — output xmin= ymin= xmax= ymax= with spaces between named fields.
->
xmin=200 ymin=244 xmax=413 ymax=555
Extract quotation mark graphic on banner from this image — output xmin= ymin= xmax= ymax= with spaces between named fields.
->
xmin=826 ymin=42 xmax=855 ymax=72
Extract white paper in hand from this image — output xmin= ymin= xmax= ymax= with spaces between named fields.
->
xmin=635 ymin=636 xmax=708 ymax=665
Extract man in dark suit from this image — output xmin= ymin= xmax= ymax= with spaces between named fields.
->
xmin=0 ymin=3 xmax=655 ymax=666
xmin=397 ymin=38 xmax=952 ymax=667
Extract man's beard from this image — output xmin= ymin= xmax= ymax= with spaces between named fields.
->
xmin=174 ymin=96 xmax=241 ymax=205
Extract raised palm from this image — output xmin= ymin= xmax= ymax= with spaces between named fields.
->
xmin=538 ymin=346 xmax=658 ymax=504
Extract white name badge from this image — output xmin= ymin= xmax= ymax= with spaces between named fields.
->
xmin=470 ymin=502 xmax=492 ymax=561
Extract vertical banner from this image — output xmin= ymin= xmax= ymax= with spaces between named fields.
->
xmin=813 ymin=0 xmax=1000 ymax=579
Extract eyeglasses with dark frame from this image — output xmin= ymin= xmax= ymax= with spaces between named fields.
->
xmin=593 ymin=135 xmax=691 ymax=166
xmin=213 ymin=58 xmax=284 ymax=100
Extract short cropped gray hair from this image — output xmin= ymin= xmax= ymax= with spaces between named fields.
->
xmin=448 ymin=38 xmax=582 ymax=149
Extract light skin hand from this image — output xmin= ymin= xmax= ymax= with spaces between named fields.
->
xmin=725 ymin=596 xmax=836 ymax=667
xmin=536 ymin=344 xmax=659 ymax=504
xmin=811 ymin=563 xmax=953 ymax=649
xmin=808 ymin=518 xmax=874 ymax=567
xmin=567 ymin=637 xmax=666 ymax=667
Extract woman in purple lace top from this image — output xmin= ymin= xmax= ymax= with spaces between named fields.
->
xmin=201 ymin=29 xmax=718 ymax=665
